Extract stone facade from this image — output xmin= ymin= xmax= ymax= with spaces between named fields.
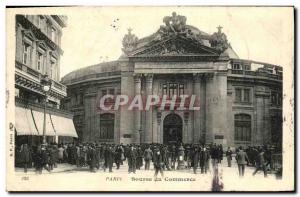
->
xmin=61 ymin=12 xmax=282 ymax=147
xmin=14 ymin=14 xmax=77 ymax=145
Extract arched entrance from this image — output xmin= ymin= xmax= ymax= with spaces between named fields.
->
xmin=163 ymin=113 xmax=183 ymax=144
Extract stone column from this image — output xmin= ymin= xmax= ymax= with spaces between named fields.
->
xmin=133 ymin=74 xmax=141 ymax=144
xmin=157 ymin=111 xmax=162 ymax=143
xmin=255 ymin=95 xmax=265 ymax=145
xmin=255 ymin=87 xmax=271 ymax=145
xmin=204 ymin=73 xmax=214 ymax=144
xmin=264 ymin=96 xmax=271 ymax=144
xmin=145 ymin=74 xmax=153 ymax=143
xmin=184 ymin=111 xmax=189 ymax=143
xmin=193 ymin=73 xmax=201 ymax=143
xmin=200 ymin=75 xmax=207 ymax=145
xmin=119 ymin=61 xmax=135 ymax=144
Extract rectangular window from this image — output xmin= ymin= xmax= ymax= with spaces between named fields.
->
xmin=79 ymin=94 xmax=83 ymax=105
xmin=179 ymin=84 xmax=184 ymax=95
xmin=51 ymin=27 xmax=57 ymax=42
xmin=109 ymin=89 xmax=115 ymax=95
xmin=173 ymin=83 xmax=178 ymax=96
xmin=22 ymin=43 xmax=31 ymax=65
xmin=15 ymin=88 xmax=20 ymax=98
xmin=50 ymin=60 xmax=56 ymax=79
xmin=169 ymin=83 xmax=178 ymax=97
xmin=37 ymin=52 xmax=43 ymax=71
xmin=278 ymin=93 xmax=282 ymax=105
xmin=102 ymin=89 xmax=107 ymax=96
xmin=233 ymin=64 xmax=241 ymax=70
xmin=162 ymin=84 xmax=167 ymax=95
xmin=37 ymin=16 xmax=42 ymax=28
xmin=234 ymin=114 xmax=251 ymax=142
xmin=271 ymin=91 xmax=277 ymax=105
xmin=244 ymin=64 xmax=251 ymax=70
xmin=244 ymin=89 xmax=250 ymax=102
xmin=235 ymin=88 xmax=242 ymax=102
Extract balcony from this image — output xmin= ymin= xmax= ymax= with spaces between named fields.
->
xmin=228 ymin=69 xmax=282 ymax=80
xmin=15 ymin=97 xmax=73 ymax=117
xmin=229 ymin=59 xmax=283 ymax=81
xmin=231 ymin=70 xmax=243 ymax=75
xmin=15 ymin=60 xmax=67 ymax=97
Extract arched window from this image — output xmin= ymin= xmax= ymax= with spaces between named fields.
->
xmin=100 ymin=113 xmax=114 ymax=140
xmin=234 ymin=114 xmax=251 ymax=142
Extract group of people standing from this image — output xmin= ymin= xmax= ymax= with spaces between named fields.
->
xmin=15 ymin=142 xmax=278 ymax=178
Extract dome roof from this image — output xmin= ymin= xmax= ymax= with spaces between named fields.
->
xmin=61 ymin=61 xmax=120 ymax=84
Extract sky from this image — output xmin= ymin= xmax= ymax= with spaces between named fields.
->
xmin=53 ymin=7 xmax=294 ymax=78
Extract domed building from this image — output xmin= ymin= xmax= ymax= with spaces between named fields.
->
xmin=61 ymin=12 xmax=282 ymax=147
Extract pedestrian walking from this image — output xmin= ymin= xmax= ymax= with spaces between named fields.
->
xmin=58 ymin=145 xmax=64 ymax=163
xmin=253 ymin=148 xmax=267 ymax=177
xmin=153 ymin=147 xmax=164 ymax=178
xmin=225 ymin=147 xmax=232 ymax=167
xmin=127 ymin=145 xmax=137 ymax=174
xmin=144 ymin=146 xmax=153 ymax=170
xmin=236 ymin=146 xmax=249 ymax=177
xmin=20 ymin=144 xmax=31 ymax=173
xmin=191 ymin=146 xmax=200 ymax=174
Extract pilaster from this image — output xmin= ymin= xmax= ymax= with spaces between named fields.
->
xmin=145 ymin=74 xmax=153 ymax=143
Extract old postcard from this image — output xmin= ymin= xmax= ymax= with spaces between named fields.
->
xmin=6 ymin=6 xmax=294 ymax=192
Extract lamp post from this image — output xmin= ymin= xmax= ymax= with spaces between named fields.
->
xmin=41 ymin=74 xmax=52 ymax=145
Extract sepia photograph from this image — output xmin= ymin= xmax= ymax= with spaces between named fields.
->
xmin=5 ymin=6 xmax=294 ymax=192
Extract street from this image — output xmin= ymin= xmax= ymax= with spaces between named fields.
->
xmin=14 ymin=159 xmax=286 ymax=191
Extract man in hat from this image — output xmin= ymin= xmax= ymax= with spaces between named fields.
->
xmin=217 ymin=144 xmax=223 ymax=164
xmin=200 ymin=146 xmax=210 ymax=174
xmin=225 ymin=147 xmax=233 ymax=167
xmin=115 ymin=145 xmax=123 ymax=170
xmin=88 ymin=145 xmax=97 ymax=172
xmin=153 ymin=147 xmax=164 ymax=178
xmin=191 ymin=145 xmax=200 ymax=174
xmin=127 ymin=145 xmax=137 ymax=174
xmin=34 ymin=145 xmax=44 ymax=174
xmin=162 ymin=145 xmax=171 ymax=171
xmin=236 ymin=146 xmax=249 ymax=177
xmin=170 ymin=145 xmax=177 ymax=170
xmin=185 ymin=144 xmax=192 ymax=169
xmin=143 ymin=146 xmax=153 ymax=170
xmin=210 ymin=143 xmax=218 ymax=168
xmin=252 ymin=147 xmax=267 ymax=177
xmin=20 ymin=144 xmax=32 ymax=173
xmin=105 ymin=145 xmax=115 ymax=172
xmin=136 ymin=145 xmax=143 ymax=170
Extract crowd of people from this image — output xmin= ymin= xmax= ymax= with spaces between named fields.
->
xmin=15 ymin=142 xmax=281 ymax=178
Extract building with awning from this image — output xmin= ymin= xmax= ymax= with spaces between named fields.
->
xmin=15 ymin=14 xmax=78 ymax=146
xmin=15 ymin=98 xmax=78 ymax=145
xmin=15 ymin=105 xmax=77 ymax=138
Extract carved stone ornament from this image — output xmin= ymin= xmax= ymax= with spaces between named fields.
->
xmin=155 ymin=12 xmax=202 ymax=42
xmin=209 ymin=26 xmax=229 ymax=52
xmin=122 ymin=28 xmax=138 ymax=54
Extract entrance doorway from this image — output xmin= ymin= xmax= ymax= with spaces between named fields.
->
xmin=163 ymin=113 xmax=183 ymax=144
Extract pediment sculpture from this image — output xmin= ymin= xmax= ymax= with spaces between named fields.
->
xmin=155 ymin=12 xmax=203 ymax=44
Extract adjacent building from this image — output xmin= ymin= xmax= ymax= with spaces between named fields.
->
xmin=15 ymin=14 xmax=77 ymax=146
xmin=61 ymin=12 xmax=282 ymax=147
